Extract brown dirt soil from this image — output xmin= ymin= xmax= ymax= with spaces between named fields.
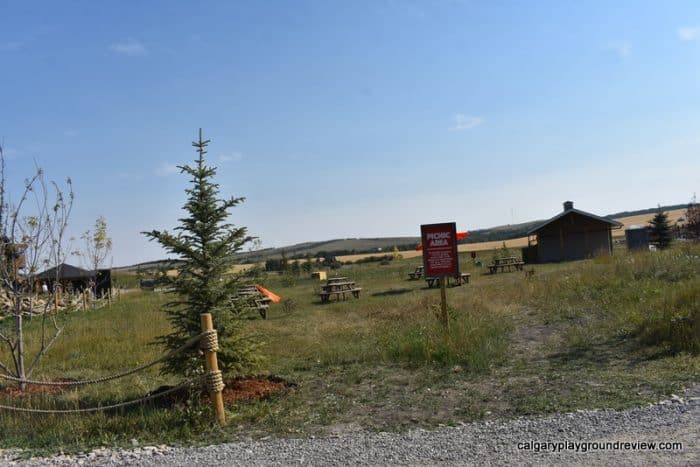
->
xmin=0 ymin=376 xmax=293 ymax=407
xmin=143 ymin=375 xmax=295 ymax=408
xmin=0 ymin=379 xmax=75 ymax=397
xmin=220 ymin=376 xmax=293 ymax=404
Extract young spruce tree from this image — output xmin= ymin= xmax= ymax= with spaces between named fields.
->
xmin=649 ymin=208 xmax=673 ymax=249
xmin=144 ymin=129 xmax=259 ymax=378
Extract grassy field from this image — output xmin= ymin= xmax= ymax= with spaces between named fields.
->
xmin=0 ymin=242 xmax=698 ymax=455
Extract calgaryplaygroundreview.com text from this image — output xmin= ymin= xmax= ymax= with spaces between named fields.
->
xmin=517 ymin=440 xmax=683 ymax=453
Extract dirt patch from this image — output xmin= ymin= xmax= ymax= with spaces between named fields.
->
xmin=0 ymin=376 xmax=294 ymax=409
xmin=0 ymin=379 xmax=76 ymax=397
xmin=146 ymin=375 xmax=295 ymax=408
xmin=221 ymin=376 xmax=293 ymax=404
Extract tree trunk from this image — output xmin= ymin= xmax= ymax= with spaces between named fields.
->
xmin=14 ymin=295 xmax=26 ymax=391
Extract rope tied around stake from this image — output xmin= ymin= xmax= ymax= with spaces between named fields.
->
xmin=199 ymin=329 xmax=219 ymax=352
xmin=206 ymin=370 xmax=225 ymax=393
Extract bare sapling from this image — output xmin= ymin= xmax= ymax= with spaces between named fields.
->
xmin=0 ymin=146 xmax=74 ymax=389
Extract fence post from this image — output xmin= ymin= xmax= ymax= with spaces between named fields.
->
xmin=200 ymin=313 xmax=226 ymax=425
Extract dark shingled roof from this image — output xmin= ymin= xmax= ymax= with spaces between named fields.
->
xmin=35 ymin=263 xmax=95 ymax=280
xmin=527 ymin=208 xmax=624 ymax=235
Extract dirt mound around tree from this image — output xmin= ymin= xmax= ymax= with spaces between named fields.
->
xmin=0 ymin=375 xmax=294 ymax=407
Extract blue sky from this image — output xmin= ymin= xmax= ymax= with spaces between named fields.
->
xmin=1 ymin=1 xmax=699 ymax=266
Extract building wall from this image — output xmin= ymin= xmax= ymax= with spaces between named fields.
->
xmin=536 ymin=213 xmax=614 ymax=262
xmin=625 ymin=228 xmax=650 ymax=250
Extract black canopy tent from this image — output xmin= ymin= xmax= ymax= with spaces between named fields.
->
xmin=35 ymin=263 xmax=111 ymax=296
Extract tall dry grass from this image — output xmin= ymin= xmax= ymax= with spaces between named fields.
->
xmin=530 ymin=243 xmax=700 ymax=354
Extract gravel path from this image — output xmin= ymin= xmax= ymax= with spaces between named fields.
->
xmin=3 ymin=395 xmax=698 ymax=466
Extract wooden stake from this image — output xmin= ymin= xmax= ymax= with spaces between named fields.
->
xmin=200 ymin=313 xmax=226 ymax=425
xmin=82 ymin=290 xmax=87 ymax=312
xmin=440 ymin=277 xmax=449 ymax=330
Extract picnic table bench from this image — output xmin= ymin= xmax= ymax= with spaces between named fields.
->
xmin=425 ymin=273 xmax=471 ymax=288
xmin=408 ymin=266 xmax=424 ymax=280
xmin=234 ymin=285 xmax=272 ymax=319
xmin=488 ymin=257 xmax=525 ymax=274
xmin=319 ymin=278 xmax=362 ymax=303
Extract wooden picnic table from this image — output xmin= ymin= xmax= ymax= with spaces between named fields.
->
xmin=234 ymin=285 xmax=272 ymax=319
xmin=319 ymin=279 xmax=362 ymax=303
xmin=326 ymin=277 xmax=348 ymax=284
xmin=493 ymin=257 xmax=518 ymax=265
xmin=488 ymin=257 xmax=525 ymax=274
xmin=408 ymin=266 xmax=424 ymax=280
xmin=425 ymin=273 xmax=471 ymax=288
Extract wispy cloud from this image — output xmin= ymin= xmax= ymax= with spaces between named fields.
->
xmin=449 ymin=114 xmax=483 ymax=131
xmin=109 ymin=38 xmax=147 ymax=56
xmin=678 ymin=26 xmax=700 ymax=41
xmin=63 ymin=129 xmax=78 ymax=138
xmin=0 ymin=41 xmax=23 ymax=51
xmin=604 ymin=41 xmax=631 ymax=58
xmin=155 ymin=163 xmax=179 ymax=176
xmin=218 ymin=152 xmax=242 ymax=163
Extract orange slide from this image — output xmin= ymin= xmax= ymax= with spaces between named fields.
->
xmin=255 ymin=285 xmax=282 ymax=303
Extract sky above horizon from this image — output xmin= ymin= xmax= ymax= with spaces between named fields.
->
xmin=1 ymin=1 xmax=699 ymax=266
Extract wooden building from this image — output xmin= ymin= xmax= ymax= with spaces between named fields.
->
xmin=523 ymin=201 xmax=623 ymax=263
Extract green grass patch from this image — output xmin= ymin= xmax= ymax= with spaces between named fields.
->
xmin=381 ymin=307 xmax=511 ymax=370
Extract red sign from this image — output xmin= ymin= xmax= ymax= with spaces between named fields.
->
xmin=420 ymin=222 xmax=459 ymax=277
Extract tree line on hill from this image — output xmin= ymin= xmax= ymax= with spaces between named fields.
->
xmin=603 ymin=203 xmax=688 ymax=220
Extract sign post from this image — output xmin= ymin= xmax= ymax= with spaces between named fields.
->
xmin=420 ymin=222 xmax=459 ymax=329
xmin=439 ymin=276 xmax=448 ymax=328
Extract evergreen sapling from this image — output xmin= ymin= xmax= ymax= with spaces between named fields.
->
xmin=143 ymin=129 xmax=260 ymax=378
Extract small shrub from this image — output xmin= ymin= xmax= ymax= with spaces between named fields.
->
xmin=281 ymin=298 xmax=298 ymax=314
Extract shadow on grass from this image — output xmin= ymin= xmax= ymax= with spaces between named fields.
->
xmin=418 ymin=284 xmax=466 ymax=291
xmin=371 ymin=288 xmax=413 ymax=297
xmin=545 ymin=337 xmax=664 ymax=368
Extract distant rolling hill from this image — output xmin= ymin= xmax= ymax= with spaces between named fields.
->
xmin=116 ymin=203 xmax=691 ymax=270
xmin=237 ymin=237 xmax=422 ymax=263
